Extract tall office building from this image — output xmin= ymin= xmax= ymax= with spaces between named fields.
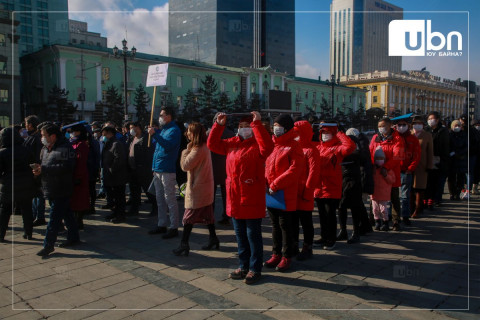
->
xmin=1 ymin=0 xmax=69 ymax=56
xmin=330 ymin=0 xmax=402 ymax=77
xmin=169 ymin=0 xmax=295 ymax=75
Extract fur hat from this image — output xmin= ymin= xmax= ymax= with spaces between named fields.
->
xmin=274 ymin=114 xmax=294 ymax=132
xmin=346 ymin=128 xmax=360 ymax=138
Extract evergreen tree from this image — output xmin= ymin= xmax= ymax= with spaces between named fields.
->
xmin=134 ymin=84 xmax=150 ymax=126
xmin=180 ymin=89 xmax=200 ymax=123
xmin=104 ymin=85 xmax=123 ymax=125
xmin=197 ymin=75 xmax=220 ymax=126
xmin=217 ymin=92 xmax=233 ymax=113
xmin=319 ymin=97 xmax=331 ymax=120
xmin=47 ymin=85 xmax=76 ymax=123
xmin=233 ymin=93 xmax=247 ymax=112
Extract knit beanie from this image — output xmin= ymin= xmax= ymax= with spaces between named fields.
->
xmin=374 ymin=146 xmax=385 ymax=159
xmin=274 ymin=114 xmax=294 ymax=132
xmin=346 ymin=128 xmax=360 ymax=138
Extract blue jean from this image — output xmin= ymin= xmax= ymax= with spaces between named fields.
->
xmin=231 ymin=218 xmax=263 ymax=273
xmin=44 ymin=197 xmax=79 ymax=248
xmin=32 ymin=197 xmax=45 ymax=220
xmin=400 ymin=173 xmax=413 ymax=218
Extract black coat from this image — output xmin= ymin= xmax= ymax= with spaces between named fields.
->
xmin=426 ymin=124 xmax=450 ymax=174
xmin=449 ymin=130 xmax=468 ymax=174
xmin=358 ymin=133 xmax=374 ymax=195
xmin=23 ymin=130 xmax=43 ymax=163
xmin=127 ymin=133 xmax=154 ymax=186
xmin=102 ymin=137 xmax=128 ymax=187
xmin=39 ymin=137 xmax=76 ymax=199
xmin=0 ymin=128 xmax=35 ymax=202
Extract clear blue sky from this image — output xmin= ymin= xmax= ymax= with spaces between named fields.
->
xmin=69 ymin=0 xmax=480 ymax=83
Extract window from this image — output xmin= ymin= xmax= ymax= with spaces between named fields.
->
xmin=176 ymin=76 xmax=183 ymax=88
xmin=295 ymin=88 xmax=300 ymax=98
xmin=177 ymin=96 xmax=183 ymax=109
xmin=349 ymin=96 xmax=352 ymax=103
xmin=0 ymin=61 xmax=6 ymax=74
xmin=192 ymin=77 xmax=198 ymax=89
xmin=373 ymin=85 xmax=378 ymax=92
xmin=274 ymin=85 xmax=279 ymax=90
xmin=0 ymin=34 xmax=5 ymax=47
xmin=336 ymin=94 xmax=339 ymax=102
xmin=321 ymin=92 xmax=325 ymax=99
xmin=251 ymin=83 xmax=256 ymax=94
xmin=343 ymin=95 xmax=345 ymax=103
xmin=220 ymin=80 xmax=225 ymax=92
xmin=0 ymin=89 xmax=8 ymax=102
xmin=72 ymin=38 xmax=77 ymax=43
xmin=305 ymin=91 xmax=308 ymax=99
xmin=313 ymin=92 xmax=316 ymax=100
xmin=233 ymin=82 xmax=238 ymax=93
xmin=373 ymin=96 xmax=378 ymax=103
xmin=102 ymin=90 xmax=107 ymax=102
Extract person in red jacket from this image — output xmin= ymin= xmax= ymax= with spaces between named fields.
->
xmin=369 ymin=117 xmax=405 ymax=231
xmin=207 ymin=111 xmax=273 ymax=285
xmin=293 ymin=120 xmax=320 ymax=260
xmin=313 ymin=121 xmax=356 ymax=250
xmin=264 ymin=114 xmax=304 ymax=272
xmin=394 ymin=118 xmax=421 ymax=225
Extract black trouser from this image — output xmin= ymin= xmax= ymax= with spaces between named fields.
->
xmin=315 ymin=198 xmax=339 ymax=244
xmin=213 ymin=184 xmax=227 ymax=220
xmin=110 ymin=185 xmax=126 ymax=218
xmin=89 ymin=179 xmax=97 ymax=210
xmin=296 ymin=210 xmax=314 ymax=246
xmin=129 ymin=171 xmax=156 ymax=210
xmin=268 ymin=208 xmax=295 ymax=258
xmin=0 ymin=198 xmax=33 ymax=239
xmin=448 ymin=171 xmax=466 ymax=197
xmin=426 ymin=169 xmax=440 ymax=201
xmin=390 ymin=187 xmax=400 ymax=223
xmin=105 ymin=186 xmax=114 ymax=207
xmin=338 ymin=200 xmax=363 ymax=234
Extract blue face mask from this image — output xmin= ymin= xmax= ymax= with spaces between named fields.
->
xmin=65 ymin=132 xmax=71 ymax=139
xmin=100 ymin=136 xmax=108 ymax=143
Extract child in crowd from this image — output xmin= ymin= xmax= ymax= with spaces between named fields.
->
xmin=371 ymin=146 xmax=396 ymax=231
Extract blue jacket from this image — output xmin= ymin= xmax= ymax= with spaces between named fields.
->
xmin=152 ymin=121 xmax=181 ymax=173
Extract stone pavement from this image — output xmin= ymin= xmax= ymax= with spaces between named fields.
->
xmin=0 ymin=189 xmax=479 ymax=320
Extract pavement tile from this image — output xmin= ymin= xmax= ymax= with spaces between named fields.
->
xmin=163 ymin=309 xmax=218 ymax=320
xmin=105 ymin=284 xmax=178 ymax=309
xmin=151 ymin=275 xmax=199 ymax=296
xmin=223 ymin=288 xmax=278 ymax=310
xmin=48 ymin=299 xmax=116 ymax=320
xmin=4 ymin=310 xmax=45 ymax=320
xmin=132 ymin=297 xmax=198 ymax=319
xmin=184 ymin=289 xmax=237 ymax=309
xmin=223 ymin=310 xmax=277 ymax=320
xmin=188 ymin=276 xmax=237 ymax=296
xmin=15 ymin=278 xmax=78 ymax=300
xmin=160 ymin=267 xmax=203 ymax=282
xmin=264 ymin=308 xmax=326 ymax=320
xmin=93 ymin=277 xmax=149 ymax=298
xmin=80 ymin=272 xmax=135 ymax=291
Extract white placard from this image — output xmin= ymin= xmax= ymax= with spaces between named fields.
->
xmin=146 ymin=63 xmax=169 ymax=87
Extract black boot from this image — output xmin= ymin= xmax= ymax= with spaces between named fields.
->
xmin=202 ymin=224 xmax=220 ymax=250
xmin=172 ymin=241 xmax=190 ymax=256
xmin=374 ymin=219 xmax=382 ymax=231
xmin=75 ymin=211 xmax=84 ymax=230
xmin=336 ymin=228 xmax=348 ymax=241
xmin=381 ymin=220 xmax=390 ymax=231
xmin=296 ymin=243 xmax=312 ymax=261
xmin=347 ymin=232 xmax=360 ymax=244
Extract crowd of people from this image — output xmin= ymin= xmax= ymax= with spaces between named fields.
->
xmin=0 ymin=108 xmax=478 ymax=285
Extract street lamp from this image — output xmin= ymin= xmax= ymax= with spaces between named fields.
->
xmin=113 ymin=39 xmax=136 ymax=120
xmin=325 ymin=74 xmax=340 ymax=118
xmin=416 ymin=90 xmax=427 ymax=114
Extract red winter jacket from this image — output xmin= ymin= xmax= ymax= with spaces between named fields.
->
xmin=265 ymin=129 xmax=305 ymax=212
xmin=314 ymin=131 xmax=356 ymax=199
xmin=369 ymin=129 xmax=405 ymax=188
xmin=207 ymin=120 xmax=273 ymax=219
xmin=399 ymin=131 xmax=421 ymax=173
xmin=294 ymin=121 xmax=321 ymax=211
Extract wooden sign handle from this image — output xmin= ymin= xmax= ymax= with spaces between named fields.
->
xmin=147 ymin=86 xmax=157 ymax=147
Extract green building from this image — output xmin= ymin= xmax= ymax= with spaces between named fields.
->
xmin=20 ymin=43 xmax=365 ymax=124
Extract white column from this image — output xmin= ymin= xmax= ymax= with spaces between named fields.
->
xmin=270 ymin=74 xmax=274 ymax=89
xmin=59 ymin=58 xmax=67 ymax=89
xmin=246 ymin=74 xmax=251 ymax=100
xmin=96 ymin=64 xmax=102 ymax=102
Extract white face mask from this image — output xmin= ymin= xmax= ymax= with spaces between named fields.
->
xmin=375 ymin=159 xmax=385 ymax=166
xmin=321 ymin=133 xmax=333 ymax=142
xmin=238 ymin=127 xmax=253 ymax=139
xmin=378 ymin=127 xmax=387 ymax=135
xmin=130 ymin=129 xmax=136 ymax=136
xmin=475 ymin=126 xmax=480 ymax=131
xmin=94 ymin=133 xmax=100 ymax=139
xmin=159 ymin=117 xmax=166 ymax=126
xmin=413 ymin=124 xmax=423 ymax=132
xmin=397 ymin=125 xmax=408 ymax=134
xmin=273 ymin=126 xmax=285 ymax=137
xmin=294 ymin=136 xmax=300 ymax=141
xmin=41 ymin=137 xmax=49 ymax=146
xmin=427 ymin=119 xmax=437 ymax=127
xmin=453 ymin=126 xmax=461 ymax=133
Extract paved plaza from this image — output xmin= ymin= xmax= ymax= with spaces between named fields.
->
xmin=0 ymin=190 xmax=479 ymax=319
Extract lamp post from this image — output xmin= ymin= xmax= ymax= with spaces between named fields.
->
xmin=416 ymin=90 xmax=427 ymax=114
xmin=113 ymin=39 xmax=136 ymax=121
xmin=325 ymin=74 xmax=339 ymax=118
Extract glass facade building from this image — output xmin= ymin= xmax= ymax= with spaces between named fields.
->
xmin=1 ymin=0 xmax=70 ymax=56
xmin=169 ymin=0 xmax=295 ymax=75
xmin=330 ymin=0 xmax=402 ymax=77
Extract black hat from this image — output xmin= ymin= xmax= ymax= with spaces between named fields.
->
xmin=101 ymin=126 xmax=116 ymax=135
xmin=274 ymin=114 xmax=294 ymax=132
xmin=412 ymin=115 xmax=425 ymax=123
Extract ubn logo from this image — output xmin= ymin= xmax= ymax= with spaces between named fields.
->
xmin=389 ymin=20 xmax=462 ymax=56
